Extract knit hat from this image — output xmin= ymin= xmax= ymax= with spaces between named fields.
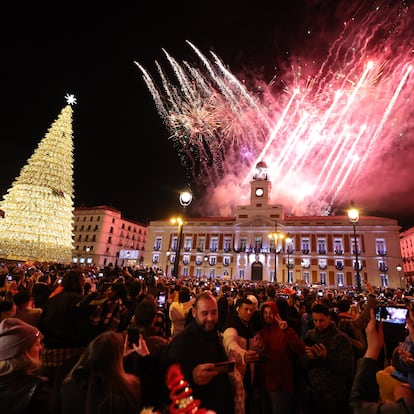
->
xmin=0 ymin=318 xmax=41 ymax=360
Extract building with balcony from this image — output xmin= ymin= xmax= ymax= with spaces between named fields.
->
xmin=143 ymin=162 xmax=403 ymax=289
xmin=400 ymin=227 xmax=414 ymax=286
xmin=72 ymin=205 xmax=147 ymax=269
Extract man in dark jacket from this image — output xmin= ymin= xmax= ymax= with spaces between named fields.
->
xmin=164 ymin=291 xmax=235 ymax=414
xmin=299 ymin=303 xmax=354 ymax=414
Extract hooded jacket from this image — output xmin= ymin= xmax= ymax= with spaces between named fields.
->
xmin=256 ymin=301 xmax=305 ymax=394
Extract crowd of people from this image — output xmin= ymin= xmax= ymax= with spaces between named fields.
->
xmin=1 ymin=260 xmax=414 ymax=413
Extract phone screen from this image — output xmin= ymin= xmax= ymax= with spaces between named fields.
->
xmin=157 ymin=293 xmax=166 ymax=307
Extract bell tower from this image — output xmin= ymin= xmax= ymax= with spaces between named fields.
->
xmin=250 ymin=161 xmax=271 ymax=206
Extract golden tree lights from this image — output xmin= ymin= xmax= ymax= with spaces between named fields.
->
xmin=0 ymin=97 xmax=75 ymax=263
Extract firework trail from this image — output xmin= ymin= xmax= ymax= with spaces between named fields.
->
xmin=136 ymin=0 xmax=414 ymax=217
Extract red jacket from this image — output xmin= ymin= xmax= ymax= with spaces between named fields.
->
xmin=257 ymin=301 xmax=305 ymax=394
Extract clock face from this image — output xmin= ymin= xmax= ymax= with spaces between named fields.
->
xmin=255 ymin=188 xmax=264 ymax=197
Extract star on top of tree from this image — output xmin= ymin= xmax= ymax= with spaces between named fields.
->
xmin=65 ymin=93 xmax=77 ymax=105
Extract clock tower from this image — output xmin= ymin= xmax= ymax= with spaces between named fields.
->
xmin=250 ymin=161 xmax=271 ymax=205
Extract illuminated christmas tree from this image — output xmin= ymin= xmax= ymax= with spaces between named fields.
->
xmin=0 ymin=94 xmax=76 ymax=263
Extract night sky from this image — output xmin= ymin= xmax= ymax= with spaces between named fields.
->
xmin=1 ymin=2 xmax=413 ymax=230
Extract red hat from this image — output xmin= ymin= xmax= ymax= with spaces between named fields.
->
xmin=0 ymin=318 xmax=41 ymax=360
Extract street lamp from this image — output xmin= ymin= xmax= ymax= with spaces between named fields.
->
xmin=348 ymin=204 xmax=362 ymax=293
xmin=285 ymin=236 xmax=293 ymax=283
xmin=268 ymin=229 xmax=285 ymax=283
xmin=397 ymin=264 xmax=403 ymax=289
xmin=171 ymin=190 xmax=193 ymax=278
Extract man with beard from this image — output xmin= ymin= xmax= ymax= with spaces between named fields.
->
xmin=164 ymin=291 xmax=235 ymax=414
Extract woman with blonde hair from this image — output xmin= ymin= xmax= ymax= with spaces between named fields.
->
xmin=61 ymin=330 xmax=142 ymax=414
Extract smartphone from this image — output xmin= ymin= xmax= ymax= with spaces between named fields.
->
xmin=7 ymin=275 xmax=13 ymax=282
xmin=317 ymin=291 xmax=323 ymax=298
xmin=157 ymin=292 xmax=166 ymax=308
xmin=127 ymin=325 xmax=140 ymax=347
xmin=304 ymin=337 xmax=315 ymax=346
xmin=376 ymin=305 xmax=408 ymax=324
xmin=213 ymin=361 xmax=235 ymax=374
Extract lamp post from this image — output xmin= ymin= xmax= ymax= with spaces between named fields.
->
xmin=285 ymin=236 xmax=293 ymax=283
xmin=348 ymin=205 xmax=362 ymax=293
xmin=171 ymin=190 xmax=193 ymax=278
xmin=397 ymin=264 xmax=403 ymax=289
xmin=268 ymin=229 xmax=285 ymax=283
xmin=204 ymin=256 xmax=209 ymax=279
xmin=165 ymin=251 xmax=171 ymax=277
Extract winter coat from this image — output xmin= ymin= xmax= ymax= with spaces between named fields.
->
xmin=256 ymin=301 xmax=305 ymax=394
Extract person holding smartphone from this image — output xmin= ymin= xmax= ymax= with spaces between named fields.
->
xmin=350 ymin=308 xmax=414 ymax=413
xmin=164 ymin=292 xmax=235 ymax=414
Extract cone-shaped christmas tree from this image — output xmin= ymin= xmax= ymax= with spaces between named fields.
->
xmin=0 ymin=95 xmax=76 ymax=263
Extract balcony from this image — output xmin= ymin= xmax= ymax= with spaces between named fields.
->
xmin=379 ymin=264 xmax=389 ymax=272
xmin=335 ymin=264 xmax=344 ymax=270
xmin=318 ymin=249 xmax=327 ymax=255
xmin=377 ymin=250 xmax=388 ymax=256
xmin=334 ymin=249 xmax=344 ymax=255
xmin=301 ymin=249 xmax=310 ymax=254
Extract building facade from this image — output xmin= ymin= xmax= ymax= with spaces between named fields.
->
xmin=400 ymin=227 xmax=414 ymax=286
xmin=72 ymin=205 xmax=147 ymax=269
xmin=143 ymin=163 xmax=403 ymax=289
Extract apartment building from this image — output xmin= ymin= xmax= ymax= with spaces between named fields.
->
xmin=400 ymin=227 xmax=414 ymax=286
xmin=72 ymin=205 xmax=147 ymax=269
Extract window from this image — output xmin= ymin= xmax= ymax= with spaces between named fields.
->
xmin=239 ymin=269 xmax=245 ymax=279
xmin=154 ymin=237 xmax=162 ymax=251
xmin=210 ymin=237 xmax=218 ymax=252
xmin=380 ymin=274 xmax=389 ymax=288
xmin=184 ymin=237 xmax=192 ymax=251
xmin=183 ymin=255 xmax=190 ymax=265
xmin=317 ymin=239 xmax=326 ymax=254
xmin=182 ymin=267 xmax=189 ymax=277
xmin=195 ymin=268 xmax=202 ymax=278
xmin=152 ymin=254 xmax=159 ymax=264
xmin=379 ymin=260 xmax=388 ymax=272
xmin=334 ymin=239 xmax=343 ymax=254
xmin=376 ymin=239 xmax=387 ymax=255
xmin=224 ymin=237 xmax=232 ymax=252
xmin=197 ymin=238 xmax=205 ymax=252
xmin=301 ymin=239 xmax=310 ymax=254
xmin=171 ymin=237 xmax=178 ymax=251
xmin=337 ymin=273 xmax=345 ymax=287
xmin=286 ymin=238 xmax=294 ymax=253
xmin=223 ymin=256 xmax=231 ymax=266
xmin=335 ymin=260 xmax=344 ymax=270
xmin=319 ymin=259 xmax=327 ymax=269
xmin=303 ymin=271 xmax=310 ymax=284
xmin=287 ymin=270 xmax=294 ymax=284
xmin=301 ymin=258 xmax=310 ymax=268
xmin=240 ymin=238 xmax=247 ymax=251
xmin=320 ymin=272 xmax=327 ymax=285
xmin=209 ymin=256 xmax=217 ymax=266
xmin=351 ymin=237 xmax=360 ymax=254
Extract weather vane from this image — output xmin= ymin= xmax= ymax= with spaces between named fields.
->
xmin=65 ymin=93 xmax=77 ymax=105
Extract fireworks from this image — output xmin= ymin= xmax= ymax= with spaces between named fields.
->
xmin=136 ymin=0 xmax=414 ymax=217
